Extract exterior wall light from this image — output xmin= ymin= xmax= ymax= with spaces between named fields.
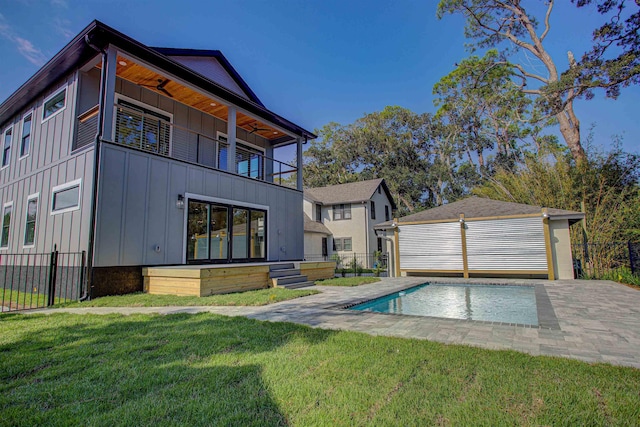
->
xmin=459 ymin=218 xmax=465 ymax=224
xmin=176 ymin=194 xmax=185 ymax=209
xmin=542 ymin=212 xmax=550 ymax=219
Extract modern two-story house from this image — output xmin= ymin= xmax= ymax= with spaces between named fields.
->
xmin=0 ymin=21 xmax=321 ymax=297
xmin=303 ymin=179 xmax=397 ymax=267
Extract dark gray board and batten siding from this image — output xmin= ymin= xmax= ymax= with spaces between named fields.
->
xmin=94 ymin=143 xmax=303 ymax=267
xmin=0 ymin=72 xmax=95 ymax=255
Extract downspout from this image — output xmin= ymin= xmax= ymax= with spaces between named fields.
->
xmin=82 ymin=33 xmax=108 ymax=301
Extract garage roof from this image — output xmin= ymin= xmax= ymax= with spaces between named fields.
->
xmin=375 ymin=196 xmax=584 ymax=227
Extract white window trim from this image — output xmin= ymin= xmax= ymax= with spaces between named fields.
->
xmin=0 ymin=201 xmax=13 ymax=250
xmin=1 ymin=126 xmax=12 ymax=170
xmin=23 ymin=192 xmax=39 ymax=248
xmin=50 ymin=178 xmax=82 ymax=215
xmin=42 ymin=86 xmax=68 ymax=124
xmin=19 ymin=110 xmax=34 ymax=160
xmin=114 ymin=94 xmax=174 ymax=157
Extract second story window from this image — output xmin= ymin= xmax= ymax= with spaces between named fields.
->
xmin=24 ymin=195 xmax=38 ymax=247
xmin=315 ymin=204 xmax=322 ymax=222
xmin=20 ymin=114 xmax=32 ymax=157
xmin=333 ymin=204 xmax=351 ymax=221
xmin=371 ymin=201 xmax=376 ymax=220
xmin=2 ymin=127 xmax=11 ymax=168
xmin=115 ymin=99 xmax=171 ymax=156
xmin=385 ymin=205 xmax=390 ymax=221
xmin=43 ymin=88 xmax=67 ymax=121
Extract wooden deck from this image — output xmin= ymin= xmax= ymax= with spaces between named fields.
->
xmin=143 ymin=261 xmax=334 ymax=296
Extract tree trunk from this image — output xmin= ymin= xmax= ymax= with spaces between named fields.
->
xmin=556 ymin=100 xmax=586 ymax=163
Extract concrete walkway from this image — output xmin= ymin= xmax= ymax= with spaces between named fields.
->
xmin=31 ymin=277 xmax=640 ymax=369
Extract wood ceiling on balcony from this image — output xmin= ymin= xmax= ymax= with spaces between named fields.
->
xmin=103 ymin=56 xmax=286 ymax=140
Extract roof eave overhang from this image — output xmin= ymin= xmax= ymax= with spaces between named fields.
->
xmin=0 ymin=20 xmax=317 ymax=140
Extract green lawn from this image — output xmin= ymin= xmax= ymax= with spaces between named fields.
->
xmin=1 ymin=313 xmax=639 ymax=425
xmin=314 ymin=277 xmax=381 ymax=286
xmin=57 ymin=288 xmax=318 ymax=308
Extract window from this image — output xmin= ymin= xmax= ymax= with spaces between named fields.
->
xmin=43 ymin=88 xmax=67 ymax=121
xmin=51 ymin=180 xmax=81 ymax=214
xmin=24 ymin=195 xmax=38 ymax=247
xmin=370 ymin=201 xmax=376 ymax=220
xmin=218 ymin=134 xmax=264 ymax=179
xmin=378 ymin=186 xmax=381 ymax=194
xmin=1 ymin=202 xmax=12 ymax=248
xmin=332 ymin=204 xmax=351 ymax=220
xmin=385 ymin=205 xmax=390 ymax=221
xmin=315 ymin=204 xmax=322 ymax=222
xmin=2 ymin=127 xmax=11 ymax=168
xmin=115 ymin=98 xmax=171 ymax=156
xmin=20 ymin=113 xmax=32 ymax=157
xmin=333 ymin=237 xmax=352 ymax=252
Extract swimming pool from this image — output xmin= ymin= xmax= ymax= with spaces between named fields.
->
xmin=349 ymin=283 xmax=539 ymax=326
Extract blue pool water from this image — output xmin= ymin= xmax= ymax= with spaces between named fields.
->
xmin=349 ymin=283 xmax=538 ymax=326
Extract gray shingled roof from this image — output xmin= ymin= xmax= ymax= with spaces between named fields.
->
xmin=375 ymin=196 xmax=584 ymax=228
xmin=304 ymin=213 xmax=332 ymax=235
xmin=304 ymin=178 xmax=397 ymax=209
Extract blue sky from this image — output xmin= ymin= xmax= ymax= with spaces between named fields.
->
xmin=0 ymin=0 xmax=637 ymax=153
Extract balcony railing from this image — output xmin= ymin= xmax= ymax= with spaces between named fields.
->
xmin=75 ymin=103 xmax=299 ymax=188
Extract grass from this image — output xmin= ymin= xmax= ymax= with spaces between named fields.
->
xmin=1 ymin=289 xmax=71 ymax=312
xmin=315 ymin=277 xmax=381 ymax=286
xmin=1 ymin=312 xmax=639 ymax=425
xmin=57 ymin=288 xmax=318 ymax=308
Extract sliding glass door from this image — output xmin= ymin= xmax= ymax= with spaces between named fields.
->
xmin=187 ymin=199 xmax=266 ymax=263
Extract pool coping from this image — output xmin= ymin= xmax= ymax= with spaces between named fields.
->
xmin=329 ymin=280 xmax=560 ymax=330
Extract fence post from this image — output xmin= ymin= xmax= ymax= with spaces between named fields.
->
xmin=47 ymin=245 xmax=58 ymax=307
xmin=629 ymin=241 xmax=636 ymax=276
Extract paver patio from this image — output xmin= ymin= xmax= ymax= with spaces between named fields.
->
xmin=31 ymin=277 xmax=640 ymax=368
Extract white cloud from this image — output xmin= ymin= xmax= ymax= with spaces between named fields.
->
xmin=53 ymin=17 xmax=75 ymax=39
xmin=0 ymin=15 xmax=47 ymax=66
xmin=50 ymin=0 xmax=68 ymax=8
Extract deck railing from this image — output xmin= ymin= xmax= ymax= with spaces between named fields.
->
xmin=75 ymin=104 xmax=299 ymax=188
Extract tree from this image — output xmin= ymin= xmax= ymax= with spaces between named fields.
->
xmin=437 ymin=0 xmax=640 ymax=163
xmin=303 ymin=106 xmax=481 ymax=215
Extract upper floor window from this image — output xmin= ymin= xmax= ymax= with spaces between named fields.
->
xmin=1 ymin=202 xmax=12 ymax=248
xmin=385 ymin=205 xmax=390 ymax=221
xmin=333 ymin=204 xmax=351 ymax=221
xmin=378 ymin=186 xmax=381 ymax=194
xmin=20 ymin=113 xmax=32 ymax=157
xmin=115 ymin=98 xmax=171 ymax=156
xmin=315 ymin=204 xmax=322 ymax=223
xmin=24 ymin=194 xmax=38 ymax=247
xmin=51 ymin=179 xmax=81 ymax=214
xmin=370 ymin=201 xmax=376 ymax=220
xmin=2 ymin=127 xmax=11 ymax=168
xmin=43 ymin=88 xmax=67 ymax=121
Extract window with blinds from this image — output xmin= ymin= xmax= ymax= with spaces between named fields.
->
xmin=115 ymin=99 xmax=171 ymax=156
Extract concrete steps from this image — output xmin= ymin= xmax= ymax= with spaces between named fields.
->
xmin=269 ymin=263 xmax=315 ymax=289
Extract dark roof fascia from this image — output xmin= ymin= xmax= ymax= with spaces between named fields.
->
xmin=0 ymin=20 xmax=317 ymax=140
xmin=150 ymin=47 xmax=265 ymax=107
xmin=0 ymin=20 xmax=101 ymax=127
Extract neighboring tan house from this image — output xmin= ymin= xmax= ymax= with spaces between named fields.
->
xmin=303 ymin=179 xmax=397 ymax=266
xmin=375 ymin=197 xmax=584 ymax=280
xmin=0 ymin=20 xmax=318 ymax=297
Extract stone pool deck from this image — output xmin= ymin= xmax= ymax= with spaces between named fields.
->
xmin=34 ymin=277 xmax=640 ymax=368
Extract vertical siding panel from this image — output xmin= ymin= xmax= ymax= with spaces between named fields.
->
xmin=121 ymin=153 xmax=148 ymax=265
xmin=146 ymin=158 xmax=170 ymax=265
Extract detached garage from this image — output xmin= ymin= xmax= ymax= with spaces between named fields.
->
xmin=377 ymin=197 xmax=584 ymax=280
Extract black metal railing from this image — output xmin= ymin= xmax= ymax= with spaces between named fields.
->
xmin=0 ymin=246 xmax=86 ymax=312
xmin=111 ymin=104 xmax=299 ymax=188
xmin=305 ymin=252 xmax=389 ymax=277
xmin=572 ymin=241 xmax=638 ymax=282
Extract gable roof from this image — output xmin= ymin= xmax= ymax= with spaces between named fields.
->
xmin=304 ymin=178 xmax=397 ymax=209
xmin=0 ymin=20 xmax=316 ymax=140
xmin=150 ymin=47 xmax=264 ymax=107
xmin=375 ymin=196 xmax=584 ymax=228
xmin=303 ymin=213 xmax=332 ymax=235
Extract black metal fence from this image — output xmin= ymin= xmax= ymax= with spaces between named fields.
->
xmin=572 ymin=241 xmax=638 ymax=281
xmin=304 ymin=253 xmax=389 ymax=277
xmin=0 ymin=246 xmax=86 ymax=312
